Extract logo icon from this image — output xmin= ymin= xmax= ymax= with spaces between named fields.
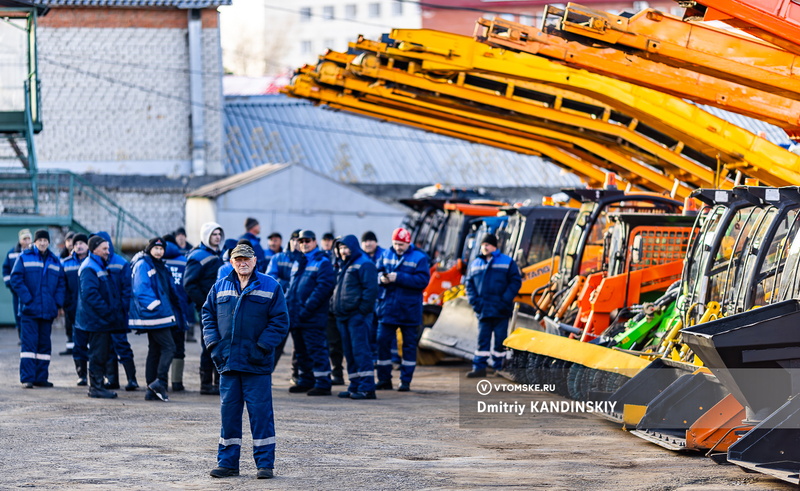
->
xmin=476 ymin=379 xmax=492 ymax=396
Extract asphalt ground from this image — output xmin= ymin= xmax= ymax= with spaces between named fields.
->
xmin=0 ymin=324 xmax=792 ymax=490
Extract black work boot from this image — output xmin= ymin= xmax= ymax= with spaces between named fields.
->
xmin=75 ymin=360 xmax=88 ymax=386
xmin=200 ymin=369 xmax=219 ymax=395
xmin=88 ymin=373 xmax=117 ymax=399
xmin=104 ymin=359 xmax=120 ymax=390
xmin=122 ymin=359 xmax=139 ymax=391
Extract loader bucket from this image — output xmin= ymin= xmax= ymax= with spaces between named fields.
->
xmin=682 ymin=299 xmax=800 ymax=422
xmin=418 ymin=296 xmax=478 ymax=360
xmin=596 ymin=357 xmax=698 ymax=424
xmin=685 ymin=393 xmax=749 ymax=455
xmin=421 ymin=297 xmax=542 ymax=362
xmin=504 ymin=327 xmax=650 ymax=400
xmin=630 ymin=370 xmax=729 ymax=451
xmin=727 ymin=395 xmax=800 ymax=485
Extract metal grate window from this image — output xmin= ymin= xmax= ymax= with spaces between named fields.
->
xmin=628 ymin=227 xmax=692 ymax=271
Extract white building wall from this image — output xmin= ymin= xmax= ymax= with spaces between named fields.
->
xmin=35 ymin=26 xmax=224 ymax=175
xmin=221 ymin=0 xmax=422 ymax=76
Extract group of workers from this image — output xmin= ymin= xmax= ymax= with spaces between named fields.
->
xmin=3 ymin=217 xmax=522 ymax=479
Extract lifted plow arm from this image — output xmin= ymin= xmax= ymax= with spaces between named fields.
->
xmin=380 ymin=28 xmax=800 ymax=187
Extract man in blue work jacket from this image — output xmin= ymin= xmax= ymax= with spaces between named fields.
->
xmin=3 ymin=228 xmax=32 ymax=339
xmin=375 ymin=227 xmax=430 ymax=392
xmin=286 ymin=230 xmax=336 ymax=395
xmin=203 ymin=243 xmax=289 ymax=479
xmin=10 ymin=229 xmax=65 ymax=388
xmin=465 ymin=233 xmax=522 ymax=378
xmin=331 ymin=235 xmax=378 ymax=400
xmin=62 ymin=233 xmax=89 ymax=385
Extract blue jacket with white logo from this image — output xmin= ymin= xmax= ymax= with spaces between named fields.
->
xmin=465 ymin=250 xmax=522 ymax=320
xmin=266 ymin=250 xmax=298 ymax=292
xmin=286 ymin=248 xmax=335 ymax=328
xmin=10 ymin=247 xmax=65 ymax=320
xmin=129 ymin=254 xmax=178 ymax=330
xmin=3 ymin=244 xmax=22 ymax=289
xmin=202 ymin=271 xmax=289 ymax=374
xmin=77 ymin=253 xmax=126 ymax=332
xmin=163 ymin=242 xmax=190 ymax=330
xmin=375 ymin=245 xmax=430 ymax=326
xmin=364 ymin=245 xmax=385 ymax=264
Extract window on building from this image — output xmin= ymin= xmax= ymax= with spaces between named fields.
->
xmin=299 ymin=7 xmax=312 ymax=22
xmin=392 ymin=0 xmax=403 ymax=16
xmin=301 ymin=40 xmax=313 ymax=54
xmin=345 ymin=4 xmax=357 ymax=19
xmin=368 ymin=2 xmax=381 ymax=18
xmin=323 ymin=38 xmax=335 ymax=49
xmin=519 ymin=14 xmax=534 ymax=25
xmin=323 ymin=5 xmax=334 ymax=20
xmin=498 ymin=13 xmax=515 ymax=21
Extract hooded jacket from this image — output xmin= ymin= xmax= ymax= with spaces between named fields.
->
xmin=286 ymin=247 xmax=335 ymax=328
xmin=375 ymin=244 xmax=430 ymax=326
xmin=465 ymin=249 xmax=523 ymax=320
xmin=76 ymin=252 xmax=126 ymax=332
xmin=10 ymin=246 xmax=65 ymax=320
xmin=95 ymin=231 xmax=132 ymax=316
xmin=184 ymin=222 xmax=223 ymax=310
xmin=129 ymin=252 xmax=180 ymax=330
xmin=202 ymin=270 xmax=289 ymax=374
xmin=330 ymin=235 xmax=378 ymax=318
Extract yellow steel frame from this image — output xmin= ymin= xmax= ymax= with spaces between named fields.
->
xmin=542 ymin=4 xmax=800 ymax=100
xmin=475 ymin=15 xmax=800 ymax=131
xmin=365 ymin=29 xmax=800 ymax=187
xmin=338 ymin=52 xmax=713 ymax=191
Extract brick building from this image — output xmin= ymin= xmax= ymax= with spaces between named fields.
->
xmin=34 ymin=0 xmax=229 ymax=176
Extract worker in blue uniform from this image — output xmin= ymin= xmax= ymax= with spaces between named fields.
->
xmin=465 ymin=233 xmax=522 ymax=378
xmin=203 ymin=243 xmax=289 ymax=479
xmin=10 ymin=229 xmax=65 ymax=388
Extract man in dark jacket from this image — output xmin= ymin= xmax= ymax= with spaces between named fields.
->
xmin=240 ymin=217 xmax=268 ymax=273
xmin=203 ymin=243 xmax=289 ymax=479
xmin=375 ymin=227 xmax=430 ymax=392
xmin=94 ymin=231 xmax=138 ymax=392
xmin=77 ymin=234 xmax=125 ymax=398
xmin=286 ymin=230 xmax=335 ymax=395
xmin=465 ymin=234 xmax=523 ymax=378
xmin=331 ymin=235 xmax=378 ymax=400
xmin=185 ymin=221 xmax=224 ymax=395
xmin=62 ymin=233 xmax=89 ymax=385
xmin=162 ymin=235 xmax=190 ymax=391
xmin=10 ymin=229 xmax=65 ymax=388
xmin=3 ymin=228 xmax=32 ymax=339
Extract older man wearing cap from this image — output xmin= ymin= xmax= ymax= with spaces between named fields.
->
xmin=375 ymin=227 xmax=430 ymax=392
xmin=203 ymin=243 xmax=289 ymax=479
xmin=265 ymin=232 xmax=282 ymax=262
xmin=10 ymin=229 xmax=65 ymax=388
xmin=464 ymin=233 xmax=522 ymax=378
xmin=3 ymin=228 xmax=32 ymax=339
xmin=286 ymin=230 xmax=336 ymax=395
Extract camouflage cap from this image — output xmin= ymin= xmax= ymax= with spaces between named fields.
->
xmin=230 ymin=244 xmax=255 ymax=259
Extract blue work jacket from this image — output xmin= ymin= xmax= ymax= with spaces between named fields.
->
xmin=465 ymin=250 xmax=523 ymax=320
xmin=129 ymin=254 xmax=178 ymax=330
xmin=202 ymin=271 xmax=289 ymax=374
xmin=375 ymin=245 xmax=430 ymax=326
xmin=76 ymin=253 xmax=126 ymax=332
xmin=330 ymin=235 xmax=378 ymax=318
xmin=9 ymin=247 xmax=65 ymax=320
xmin=286 ymin=248 xmax=335 ymax=328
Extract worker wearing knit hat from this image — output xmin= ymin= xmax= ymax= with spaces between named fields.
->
xmin=18 ymin=229 xmax=32 ymax=241
xmin=87 ymin=235 xmax=107 ymax=253
xmin=464 ymin=232 xmax=522 ymax=379
xmin=34 ymin=229 xmax=50 ymax=243
xmin=241 ymin=218 xmax=267 ymax=273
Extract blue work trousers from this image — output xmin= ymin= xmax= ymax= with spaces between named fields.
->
xmin=472 ymin=317 xmax=510 ymax=371
xmin=19 ymin=316 xmax=52 ymax=384
xmin=72 ymin=326 xmax=89 ymax=363
xmin=376 ymin=323 xmax=418 ymax=385
xmin=218 ymin=371 xmax=276 ymax=470
xmin=291 ymin=325 xmax=332 ymax=389
xmin=336 ymin=313 xmax=375 ymax=393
